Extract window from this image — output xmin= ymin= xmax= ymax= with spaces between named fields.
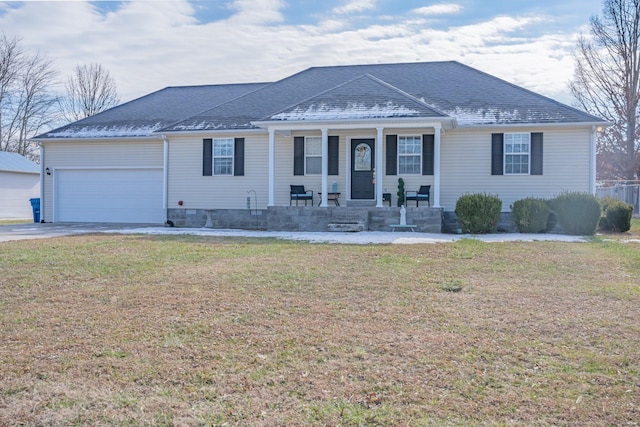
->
xmin=504 ymin=133 xmax=530 ymax=175
xmin=213 ymin=138 xmax=234 ymax=176
xmin=305 ymin=136 xmax=321 ymax=175
xmin=398 ymin=135 xmax=422 ymax=174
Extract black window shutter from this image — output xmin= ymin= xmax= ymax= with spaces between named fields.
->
xmin=491 ymin=133 xmax=504 ymax=175
xmin=328 ymin=135 xmax=339 ymax=175
xmin=386 ymin=135 xmax=397 ymax=175
xmin=422 ymin=134 xmax=434 ymax=175
xmin=530 ymin=132 xmax=543 ymax=175
xmin=203 ymin=138 xmax=212 ymax=176
xmin=294 ymin=136 xmax=304 ymax=176
xmin=234 ymin=138 xmax=245 ymax=176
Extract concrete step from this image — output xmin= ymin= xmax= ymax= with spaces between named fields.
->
xmin=327 ymin=222 xmax=366 ymax=232
xmin=346 ymin=200 xmax=376 ymax=207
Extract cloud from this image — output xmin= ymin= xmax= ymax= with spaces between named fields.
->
xmin=0 ymin=0 xmax=581 ymax=105
xmin=413 ymin=4 xmax=462 ymax=16
xmin=332 ymin=0 xmax=377 ymax=15
xmin=226 ymin=0 xmax=285 ymax=24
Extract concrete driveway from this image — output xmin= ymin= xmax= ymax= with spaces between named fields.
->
xmin=0 ymin=222 xmax=587 ymax=244
xmin=0 ymin=222 xmax=155 ymax=243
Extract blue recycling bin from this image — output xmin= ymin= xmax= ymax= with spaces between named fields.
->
xmin=29 ymin=198 xmax=40 ymax=223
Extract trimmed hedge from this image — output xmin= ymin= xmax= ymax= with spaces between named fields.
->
xmin=511 ymin=198 xmax=550 ymax=233
xmin=547 ymin=192 xmax=601 ymax=235
xmin=599 ymin=197 xmax=633 ymax=232
xmin=455 ymin=193 xmax=502 ymax=234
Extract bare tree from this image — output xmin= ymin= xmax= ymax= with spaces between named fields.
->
xmin=0 ymin=34 xmax=58 ymax=160
xmin=570 ymin=0 xmax=640 ymax=180
xmin=60 ymin=63 xmax=119 ymax=122
xmin=0 ymin=34 xmax=24 ymax=153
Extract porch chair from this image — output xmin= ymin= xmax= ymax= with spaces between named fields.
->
xmin=405 ymin=185 xmax=431 ymax=207
xmin=290 ymin=185 xmax=314 ymax=206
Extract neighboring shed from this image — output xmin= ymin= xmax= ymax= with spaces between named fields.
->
xmin=0 ymin=152 xmax=40 ymax=219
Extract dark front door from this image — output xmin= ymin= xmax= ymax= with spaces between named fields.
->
xmin=351 ymin=139 xmax=375 ymax=199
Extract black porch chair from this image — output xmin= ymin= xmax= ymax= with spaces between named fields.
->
xmin=405 ymin=185 xmax=431 ymax=207
xmin=290 ymin=185 xmax=314 ymax=206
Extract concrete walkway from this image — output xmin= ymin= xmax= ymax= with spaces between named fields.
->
xmin=0 ymin=222 xmax=586 ymax=244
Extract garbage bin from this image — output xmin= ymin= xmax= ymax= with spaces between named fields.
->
xmin=29 ymin=198 xmax=40 ymax=223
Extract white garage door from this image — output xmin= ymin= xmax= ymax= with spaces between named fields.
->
xmin=56 ymin=168 xmax=164 ymax=223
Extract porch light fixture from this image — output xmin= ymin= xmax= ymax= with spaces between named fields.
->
xmin=45 ymin=167 xmax=51 ymax=175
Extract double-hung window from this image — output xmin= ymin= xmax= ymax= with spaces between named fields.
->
xmin=504 ymin=133 xmax=530 ymax=175
xmin=398 ymin=135 xmax=422 ymax=174
xmin=305 ymin=136 xmax=322 ymax=175
xmin=213 ymin=138 xmax=234 ymax=176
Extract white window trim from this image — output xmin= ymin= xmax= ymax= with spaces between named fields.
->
xmin=305 ymin=136 xmax=322 ymax=175
xmin=397 ymin=135 xmax=422 ymax=175
xmin=213 ymin=138 xmax=234 ymax=176
xmin=504 ymin=133 xmax=531 ymax=175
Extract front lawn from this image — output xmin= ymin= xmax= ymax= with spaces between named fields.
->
xmin=0 ymin=231 xmax=639 ymax=425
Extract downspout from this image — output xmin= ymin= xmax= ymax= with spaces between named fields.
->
xmin=39 ymin=143 xmax=45 ymax=223
xmin=162 ymin=135 xmax=169 ymax=215
xmin=590 ymin=126 xmax=597 ymax=194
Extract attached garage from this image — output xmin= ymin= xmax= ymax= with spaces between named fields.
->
xmin=55 ymin=168 xmax=164 ymax=223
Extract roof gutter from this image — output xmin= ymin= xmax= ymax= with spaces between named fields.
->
xmin=453 ymin=121 xmax=612 ymax=130
xmin=31 ymin=135 xmax=164 ymax=144
xmin=251 ymin=116 xmax=457 ymax=131
xmin=150 ymin=128 xmax=267 ymax=137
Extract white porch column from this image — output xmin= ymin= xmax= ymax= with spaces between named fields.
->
xmin=268 ymin=128 xmax=276 ymax=206
xmin=433 ymin=124 xmax=442 ymax=208
xmin=590 ymin=126 xmax=597 ymax=194
xmin=376 ymin=127 xmax=384 ymax=207
xmin=321 ymin=128 xmax=329 ymax=207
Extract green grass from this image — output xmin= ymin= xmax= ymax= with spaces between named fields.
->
xmin=0 ymin=231 xmax=639 ymax=425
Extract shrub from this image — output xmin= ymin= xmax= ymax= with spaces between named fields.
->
xmin=547 ymin=192 xmax=601 ymax=235
xmin=510 ymin=198 xmax=550 ymax=233
xmin=599 ymin=197 xmax=633 ymax=232
xmin=397 ymin=178 xmax=405 ymax=206
xmin=455 ymin=193 xmax=502 ymax=234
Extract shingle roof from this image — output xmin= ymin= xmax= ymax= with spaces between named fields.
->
xmin=36 ymin=83 xmax=269 ymax=139
xmin=163 ymin=61 xmax=604 ymax=131
xmin=36 ymin=61 xmax=605 ymax=139
xmin=267 ymin=74 xmax=448 ymax=121
xmin=0 ymin=152 xmax=40 ymax=173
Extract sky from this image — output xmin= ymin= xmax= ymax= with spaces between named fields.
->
xmin=0 ymin=0 xmax=605 ymax=105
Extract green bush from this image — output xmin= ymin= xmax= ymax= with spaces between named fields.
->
xmin=510 ymin=198 xmax=550 ymax=233
xmin=397 ymin=178 xmax=405 ymax=206
xmin=547 ymin=192 xmax=601 ymax=235
xmin=455 ymin=193 xmax=502 ymax=234
xmin=599 ymin=197 xmax=633 ymax=232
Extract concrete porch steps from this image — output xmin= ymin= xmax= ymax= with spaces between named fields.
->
xmin=346 ymin=200 xmax=376 ymax=207
xmin=327 ymin=208 xmax=369 ymax=232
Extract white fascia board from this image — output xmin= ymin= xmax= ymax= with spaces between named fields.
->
xmin=31 ymin=135 xmax=163 ymax=144
xmin=252 ymin=117 xmax=455 ymax=132
xmin=153 ymin=128 xmax=267 ymax=137
xmin=454 ymin=121 xmax=612 ymax=130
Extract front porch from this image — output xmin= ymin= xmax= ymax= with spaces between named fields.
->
xmin=167 ymin=206 xmax=443 ymax=233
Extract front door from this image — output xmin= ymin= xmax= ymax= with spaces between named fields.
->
xmin=351 ymin=139 xmax=375 ymax=199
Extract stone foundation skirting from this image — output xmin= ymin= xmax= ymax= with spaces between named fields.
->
xmin=167 ymin=206 xmax=442 ymax=232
